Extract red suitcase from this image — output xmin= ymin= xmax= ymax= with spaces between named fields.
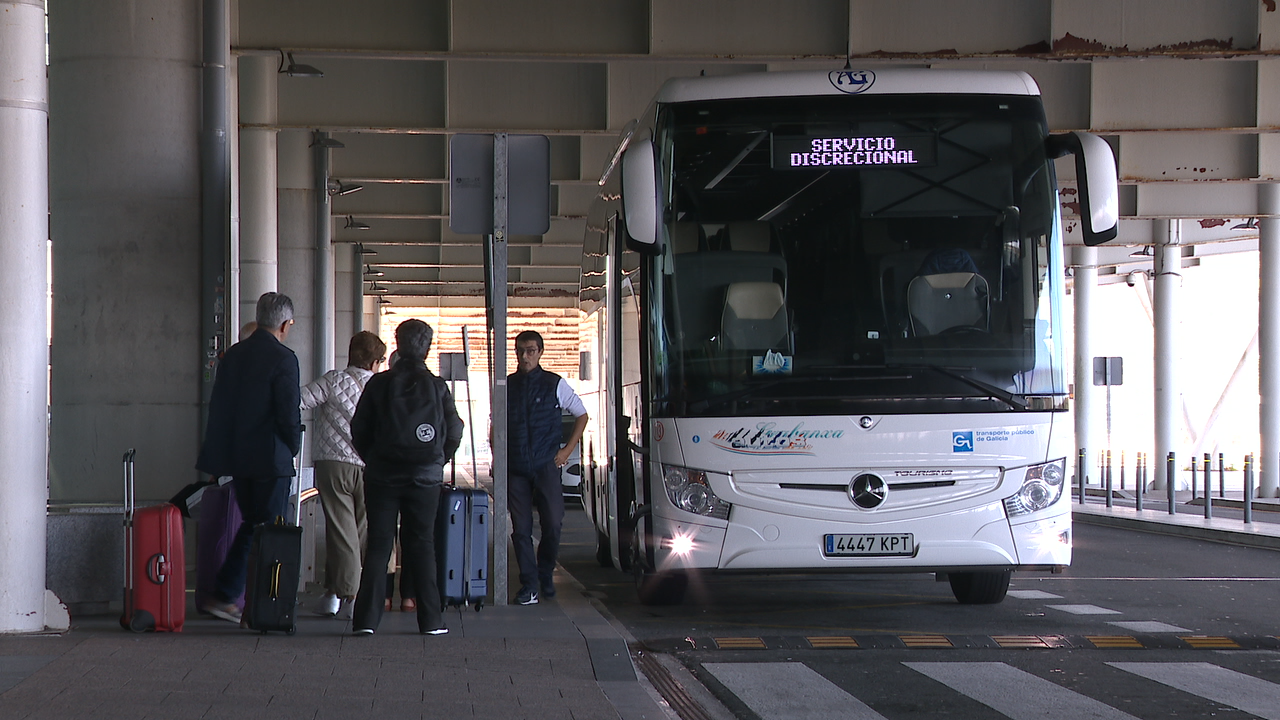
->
xmin=120 ymin=449 xmax=186 ymax=632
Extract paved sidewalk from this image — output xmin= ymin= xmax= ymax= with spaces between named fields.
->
xmin=1073 ymin=492 xmax=1280 ymax=551
xmin=0 ymin=570 xmax=671 ymax=720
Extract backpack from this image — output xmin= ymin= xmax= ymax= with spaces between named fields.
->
xmin=379 ymin=367 xmax=447 ymax=467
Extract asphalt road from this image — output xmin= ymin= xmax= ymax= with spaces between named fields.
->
xmin=556 ymin=504 xmax=1280 ymax=720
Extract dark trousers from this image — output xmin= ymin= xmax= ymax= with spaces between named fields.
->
xmin=214 ymin=476 xmax=291 ymax=604
xmin=508 ymin=461 xmax=564 ymax=590
xmin=353 ymin=482 xmax=443 ymax=632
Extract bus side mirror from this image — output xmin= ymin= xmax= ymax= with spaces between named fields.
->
xmin=1048 ymin=132 xmax=1119 ymax=246
xmin=621 ymin=138 xmax=663 ymax=253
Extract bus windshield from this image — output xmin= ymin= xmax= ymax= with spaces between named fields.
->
xmin=648 ymin=94 xmax=1065 ymax=418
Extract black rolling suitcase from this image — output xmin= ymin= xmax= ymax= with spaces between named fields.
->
xmin=437 ymin=484 xmax=489 ymax=611
xmin=244 ymin=428 xmax=305 ymax=634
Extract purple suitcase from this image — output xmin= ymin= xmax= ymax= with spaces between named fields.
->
xmin=195 ymin=481 xmax=245 ymax=612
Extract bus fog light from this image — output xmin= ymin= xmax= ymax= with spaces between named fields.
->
xmin=1004 ymin=459 xmax=1066 ymax=517
xmin=662 ymin=464 xmax=731 ymax=520
xmin=667 ymin=533 xmax=695 ymax=556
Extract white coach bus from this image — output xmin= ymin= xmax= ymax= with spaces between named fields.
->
xmin=577 ymin=68 xmax=1117 ymax=605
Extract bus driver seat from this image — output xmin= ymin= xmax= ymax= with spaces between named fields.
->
xmin=906 ymin=272 xmax=989 ymax=336
xmin=721 ymin=281 xmax=789 ymax=352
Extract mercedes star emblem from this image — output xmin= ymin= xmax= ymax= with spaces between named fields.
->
xmin=849 ymin=473 xmax=888 ymax=509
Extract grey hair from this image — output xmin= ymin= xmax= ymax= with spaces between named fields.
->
xmin=255 ymin=292 xmax=295 ymax=329
xmin=395 ymin=319 xmax=434 ymax=362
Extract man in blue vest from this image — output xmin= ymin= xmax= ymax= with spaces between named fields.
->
xmin=507 ymin=330 xmax=587 ymax=605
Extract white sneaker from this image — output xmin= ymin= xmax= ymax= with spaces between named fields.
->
xmin=313 ymin=592 xmax=340 ymax=617
xmin=335 ymin=597 xmax=355 ymax=621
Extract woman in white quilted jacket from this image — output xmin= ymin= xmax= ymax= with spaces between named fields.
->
xmin=301 ymin=330 xmax=387 ymax=620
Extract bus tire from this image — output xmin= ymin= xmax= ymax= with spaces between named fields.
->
xmin=948 ymin=570 xmax=1011 ymax=604
xmin=595 ymin=529 xmax=614 ymax=568
xmin=635 ymin=568 xmax=687 ymax=606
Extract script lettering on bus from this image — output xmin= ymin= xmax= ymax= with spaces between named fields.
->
xmin=709 ymin=421 xmax=845 ymax=456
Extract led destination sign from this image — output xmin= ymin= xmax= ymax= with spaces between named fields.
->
xmin=773 ymin=133 xmax=937 ymax=170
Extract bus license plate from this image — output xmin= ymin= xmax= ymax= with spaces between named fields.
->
xmin=824 ymin=533 xmax=914 ymax=557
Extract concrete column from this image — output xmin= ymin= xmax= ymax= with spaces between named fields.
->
xmin=238 ymin=55 xmax=279 ymax=332
xmin=50 ymin=1 xmax=202 ymax=502
xmin=278 ymin=129 xmax=315 ymax=383
xmin=1072 ymin=245 xmax=1099 ymax=487
xmin=0 ymin=0 xmax=51 ymax=633
xmin=352 ymin=244 xmax=364 ymax=336
xmin=334 ymin=242 xmax=357 ymax=367
xmin=1152 ymin=219 xmax=1182 ymax=490
xmin=1259 ymin=183 xmax=1280 ymax=498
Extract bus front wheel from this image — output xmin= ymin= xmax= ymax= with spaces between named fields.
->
xmin=634 ymin=567 xmax=687 ymax=606
xmin=948 ymin=570 xmax=1011 ymax=604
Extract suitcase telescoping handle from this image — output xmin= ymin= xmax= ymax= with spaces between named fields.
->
xmin=121 ymin=449 xmax=136 ymax=596
xmin=294 ymin=425 xmax=306 ymax=527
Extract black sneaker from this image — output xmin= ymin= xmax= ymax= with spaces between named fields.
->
xmin=514 ymin=586 xmax=539 ymax=605
xmin=540 ymin=580 xmax=556 ymax=599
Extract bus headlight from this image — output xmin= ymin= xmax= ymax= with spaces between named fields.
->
xmin=662 ymin=465 xmax=731 ymax=520
xmin=1003 ymin=459 xmax=1065 ymax=517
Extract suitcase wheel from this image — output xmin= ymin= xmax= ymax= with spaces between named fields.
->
xmin=128 ymin=610 xmax=155 ymax=633
xmin=474 ymin=601 xmax=483 ymax=612
xmin=286 ymin=626 xmax=296 ymax=636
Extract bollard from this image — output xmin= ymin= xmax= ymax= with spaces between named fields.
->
xmin=1203 ymin=453 xmax=1212 ymax=520
xmin=1120 ymin=450 xmax=1126 ymax=490
xmin=1244 ymin=453 xmax=1253 ymax=524
xmin=1105 ymin=449 xmax=1113 ymax=508
xmin=1078 ymin=448 xmax=1086 ymax=506
xmin=1167 ymin=452 xmax=1177 ymax=515
xmin=1218 ymin=452 xmax=1225 ymax=499
xmin=1141 ymin=448 xmax=1152 ymax=509
xmin=1190 ymin=456 xmax=1197 ymax=500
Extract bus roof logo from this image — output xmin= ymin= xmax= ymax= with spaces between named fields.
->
xmin=830 ymin=69 xmax=875 ymax=94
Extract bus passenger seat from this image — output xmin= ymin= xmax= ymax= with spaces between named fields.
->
xmin=906 ymin=272 xmax=989 ymax=336
xmin=670 ymin=222 xmax=702 ymax=254
xmin=721 ymin=281 xmax=789 ymax=351
xmin=727 ymin=221 xmax=772 ymax=252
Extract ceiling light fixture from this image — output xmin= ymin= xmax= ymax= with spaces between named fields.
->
xmin=1128 ymin=246 xmax=1154 ymax=258
xmin=345 ymin=216 xmax=371 ymax=230
xmin=328 ymin=180 xmax=364 ymax=196
xmin=363 ymin=265 xmax=385 ymax=278
xmin=1232 ymin=218 xmax=1259 ymax=230
xmin=278 ymin=50 xmax=324 ymax=78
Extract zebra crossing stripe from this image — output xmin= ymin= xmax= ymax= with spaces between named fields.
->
xmin=905 ymin=662 xmax=1141 ymax=720
xmin=703 ymin=662 xmax=887 ymax=720
xmin=1108 ymin=662 xmax=1280 ymax=720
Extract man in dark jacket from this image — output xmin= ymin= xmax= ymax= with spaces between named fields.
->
xmin=349 ymin=319 xmax=463 ymax=635
xmin=507 ymin=330 xmax=587 ymax=605
xmin=195 ymin=292 xmax=302 ymax=623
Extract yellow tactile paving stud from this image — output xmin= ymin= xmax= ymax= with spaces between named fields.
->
xmin=899 ymin=634 xmax=954 ymax=648
xmin=992 ymin=635 xmax=1051 ymax=648
xmin=713 ymin=637 xmax=768 ymax=649
xmin=1085 ymin=635 xmax=1144 ymax=648
xmin=806 ymin=636 xmax=860 ymax=649
xmin=1179 ymin=636 xmax=1240 ymax=649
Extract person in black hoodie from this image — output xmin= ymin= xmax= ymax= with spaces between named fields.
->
xmin=349 ymin=319 xmax=463 ymax=635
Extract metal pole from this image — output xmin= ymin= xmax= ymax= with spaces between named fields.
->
xmin=1119 ymin=450 xmax=1126 ymax=490
xmin=201 ymin=0 xmax=232 ymax=423
xmin=1260 ymin=183 xmax=1280 ymax=499
xmin=352 ymin=244 xmax=364 ymax=334
xmin=1244 ymin=453 xmax=1253 ymax=524
xmin=312 ymin=131 xmax=337 ymax=379
xmin=1190 ymin=455 xmax=1197 ymax=500
xmin=1218 ymin=452 xmax=1225 ymax=498
xmin=1135 ymin=452 xmax=1144 ymax=512
xmin=1105 ymin=449 xmax=1113 ymax=508
xmin=0 ymin=0 xmax=50 ymax=633
xmin=491 ymin=133 xmax=510 ymax=605
xmin=1077 ymin=448 xmax=1086 ymax=505
xmin=1166 ymin=451 xmax=1176 ymax=515
xmin=1203 ymin=453 xmax=1212 ymax=519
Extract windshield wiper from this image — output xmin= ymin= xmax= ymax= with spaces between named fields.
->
xmin=899 ymin=365 xmax=1027 ymax=410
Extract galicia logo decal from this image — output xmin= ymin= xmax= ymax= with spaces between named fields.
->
xmin=829 ymin=69 xmax=875 ymax=94
xmin=952 ymin=431 xmax=974 ymax=453
xmin=710 ymin=422 xmax=843 ymax=456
